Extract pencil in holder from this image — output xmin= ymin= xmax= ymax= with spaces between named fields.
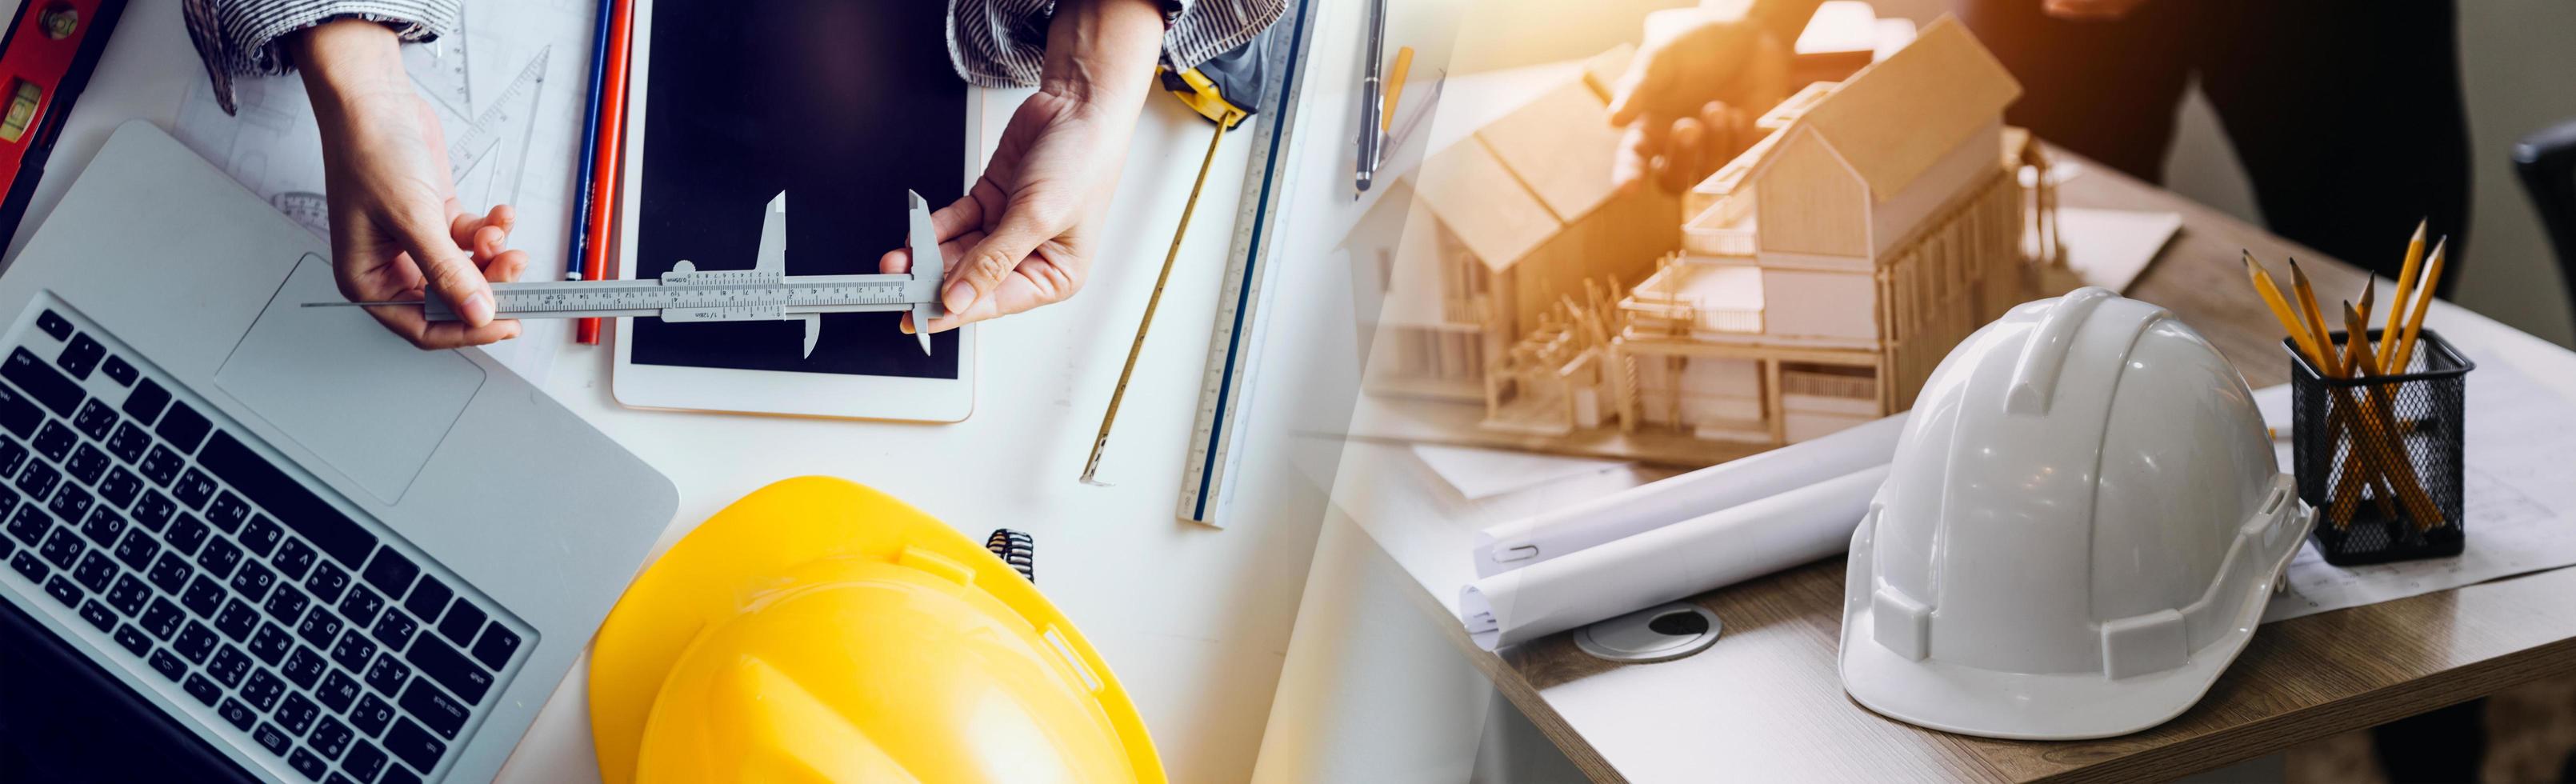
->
xmin=2286 ymin=329 xmax=2473 ymax=566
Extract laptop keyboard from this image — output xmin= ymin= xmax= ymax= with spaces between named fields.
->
xmin=0 ymin=299 xmax=527 ymax=783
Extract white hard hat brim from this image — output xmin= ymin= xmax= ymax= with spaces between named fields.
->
xmin=1836 ymin=477 xmax=2314 ymax=740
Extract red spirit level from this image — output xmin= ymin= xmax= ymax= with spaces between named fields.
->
xmin=0 ymin=0 xmax=126 ymax=250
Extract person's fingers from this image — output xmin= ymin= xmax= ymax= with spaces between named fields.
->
xmin=1605 ymin=56 xmax=1668 ymax=127
xmin=943 ymin=193 xmax=1062 ymax=314
xmin=1662 ymin=117 xmax=1705 ymax=194
xmin=482 ymin=248 xmax=530 ymax=282
xmin=410 ymin=318 xmax=522 ymax=349
xmin=1613 ymin=123 xmax=1655 ymax=195
xmin=390 ymin=207 xmax=496 ymax=327
xmin=929 ymin=194 xmax=988 ymax=242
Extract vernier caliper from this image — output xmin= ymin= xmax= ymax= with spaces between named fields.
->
xmin=308 ymin=190 xmax=947 ymax=357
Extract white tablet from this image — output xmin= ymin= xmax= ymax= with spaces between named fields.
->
xmin=610 ymin=0 xmax=979 ymax=422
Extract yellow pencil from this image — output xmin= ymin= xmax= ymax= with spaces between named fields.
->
xmin=2246 ymin=252 xmax=2328 ymax=370
xmin=2289 ymin=259 xmax=2338 ymax=374
xmin=2343 ymin=301 xmax=2446 ymax=530
xmin=2390 ymin=237 xmax=2448 ymax=374
xmin=1382 ymin=46 xmax=1414 ymax=134
xmin=2378 ymin=219 xmax=2427 ymax=366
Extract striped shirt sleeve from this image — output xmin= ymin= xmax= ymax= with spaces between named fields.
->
xmin=184 ymin=0 xmax=462 ymax=114
xmin=948 ymin=0 xmax=1287 ymax=88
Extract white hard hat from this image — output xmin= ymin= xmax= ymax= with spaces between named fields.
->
xmin=1838 ymin=287 xmax=2313 ymax=740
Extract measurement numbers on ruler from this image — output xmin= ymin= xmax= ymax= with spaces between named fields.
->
xmin=494 ymin=283 xmax=914 ymax=314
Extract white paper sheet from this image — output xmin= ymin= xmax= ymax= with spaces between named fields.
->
xmin=1470 ymin=413 xmax=1905 ymax=578
xmin=2060 ymin=207 xmax=2182 ymax=294
xmin=1410 ymin=444 xmax=1628 ymax=501
xmin=2256 ymin=359 xmax=2576 ymax=622
xmin=1459 ymin=465 xmax=1887 ymax=650
xmin=170 ymin=1 xmax=603 ymax=385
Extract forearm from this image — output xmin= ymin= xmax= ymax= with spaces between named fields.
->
xmin=1039 ymin=0 xmax=1167 ymax=110
xmin=286 ymin=20 xmax=409 ymax=114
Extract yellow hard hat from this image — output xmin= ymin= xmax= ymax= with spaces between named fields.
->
xmin=588 ymin=477 xmax=1162 ymax=783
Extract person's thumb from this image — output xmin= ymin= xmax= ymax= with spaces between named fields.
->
xmin=943 ymin=201 xmax=1059 ymax=314
xmin=394 ymin=207 xmax=494 ymax=327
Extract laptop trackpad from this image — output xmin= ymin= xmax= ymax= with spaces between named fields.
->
xmin=215 ymin=254 xmax=483 ymax=504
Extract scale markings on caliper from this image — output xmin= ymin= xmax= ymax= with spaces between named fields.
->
xmin=307 ymin=190 xmax=947 ymax=358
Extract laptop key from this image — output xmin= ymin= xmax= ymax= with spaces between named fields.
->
xmin=350 ymin=694 xmax=397 ymax=737
xmin=121 ymin=378 xmax=170 ymax=424
xmin=182 ymin=672 xmax=221 ymax=706
xmin=398 ymin=678 xmax=470 ymax=739
xmin=330 ymin=630 xmax=379 ymax=673
xmin=172 ymin=468 xmax=217 ymax=510
xmin=379 ymin=765 xmax=423 ymax=784
xmin=241 ymin=514 xmax=283 ymax=558
xmin=264 ymin=584 xmax=310 ymax=623
xmin=138 ymin=444 xmax=182 ymax=485
xmin=216 ymin=598 xmax=259 ymax=640
xmin=380 ymin=717 xmax=446 ymax=773
xmin=250 ymin=622 xmax=294 ymax=664
xmin=402 ymin=578 xmax=450 ymax=620
xmin=72 ymin=399 xmax=115 ymax=440
xmin=197 ymin=536 xmax=242 ymax=578
xmin=56 ymin=334 xmax=104 ymax=379
xmin=364 ymin=652 xmax=413 ymax=696
xmin=42 ymin=574 xmax=81 ymax=606
xmin=113 ymin=622 xmax=151 ymax=655
xmin=231 ymin=560 xmax=276 ymax=602
xmin=111 ymin=526 xmax=156 ymax=569
xmin=341 ymin=586 xmax=384 ymax=627
xmin=71 ymin=548 xmax=114 ymax=591
xmin=243 ymin=668 xmax=287 ymax=711
xmin=0 ymin=438 xmax=22 ymax=474
xmin=360 ymin=547 xmax=419 ymax=597
xmin=7 ymin=550 xmax=40 ymax=581
xmin=148 ymin=647 xmax=186 ymax=681
xmin=62 ymin=445 xmax=107 ymax=485
xmin=75 ymin=505 xmax=118 ymax=544
xmin=35 ymin=310 xmax=70 ymax=339
xmin=316 ymin=670 xmax=360 ymax=712
xmin=38 ymin=526 xmax=81 ymax=569
xmin=32 ymin=420 xmax=73 ymax=461
xmin=469 ymin=623 xmax=518 ymax=670
xmin=77 ymin=598 xmax=114 ymax=631
xmin=216 ymin=697 xmax=255 ymax=731
xmin=180 ymin=574 xmax=226 ymax=617
xmin=174 ymin=619 xmax=218 ymax=662
xmin=106 ymin=422 xmax=149 ymax=463
xmin=273 ymin=538 xmax=316 ymax=582
xmin=162 ymin=514 xmax=206 ymax=555
xmin=406 ymin=634 xmax=493 ymax=703
xmin=286 ymin=747 xmax=328 ymax=782
xmin=208 ymin=492 xmax=250 ymax=531
xmin=155 ymin=401 xmax=211 ymax=454
xmin=305 ymin=561 xmax=350 ymax=603
xmin=371 ymin=610 xmax=418 ymax=650
xmin=3 ymin=347 xmax=83 ymax=416
xmin=199 ymin=431 xmax=373 ymax=567
xmin=96 ymin=466 xmax=140 ymax=507
xmin=101 ymin=355 xmax=135 ymax=386
xmin=0 ymin=387 xmax=36 ymax=439
xmin=342 ymin=741 xmax=390 ymax=782
xmin=146 ymin=551 xmax=191 ymax=593
xmin=106 ymin=573 xmax=150 ymax=614
xmin=140 ymin=597 xmax=185 ymax=638
xmin=210 ymin=644 xmax=254 ymax=687
xmin=17 ymin=458 xmax=58 ymax=498
xmin=438 ymin=601 xmax=484 ymax=646
xmin=296 ymin=608 xmax=344 ymax=649
xmin=3 ymin=504 xmax=42 ymax=545
xmin=311 ymin=717 xmax=355 ymax=758
xmin=129 ymin=490 xmax=172 ymax=530
xmin=282 ymin=646 xmax=329 ymax=688
xmin=251 ymin=722 xmax=292 ymax=756
xmin=275 ymin=692 xmax=320 ymax=734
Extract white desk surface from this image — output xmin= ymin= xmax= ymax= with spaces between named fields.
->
xmin=6 ymin=2 xmax=1338 ymax=780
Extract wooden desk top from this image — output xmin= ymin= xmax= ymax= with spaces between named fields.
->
xmin=1467 ymin=155 xmax=2576 ymax=782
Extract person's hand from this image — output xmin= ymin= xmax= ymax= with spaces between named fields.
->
xmin=2043 ymin=0 xmax=2150 ymax=22
xmin=1606 ymin=6 xmax=1791 ymax=194
xmin=293 ymin=20 xmax=526 ymax=349
xmin=880 ymin=0 xmax=1164 ymax=334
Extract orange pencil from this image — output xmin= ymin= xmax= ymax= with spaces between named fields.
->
xmin=577 ymin=0 xmax=638 ymax=345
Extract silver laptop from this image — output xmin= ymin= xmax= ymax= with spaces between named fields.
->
xmin=0 ymin=121 xmax=676 ymax=782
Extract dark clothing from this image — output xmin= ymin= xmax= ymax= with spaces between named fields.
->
xmin=1962 ymin=0 xmax=2472 ymax=294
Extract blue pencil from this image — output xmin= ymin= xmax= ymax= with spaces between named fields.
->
xmin=566 ymin=0 xmax=617 ymax=286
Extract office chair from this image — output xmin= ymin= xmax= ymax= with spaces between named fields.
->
xmin=2514 ymin=118 xmax=2576 ymax=338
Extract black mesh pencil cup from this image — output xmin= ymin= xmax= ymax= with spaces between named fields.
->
xmin=2287 ymin=329 xmax=2473 ymax=566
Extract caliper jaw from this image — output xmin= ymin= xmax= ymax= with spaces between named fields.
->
xmin=905 ymin=190 xmax=945 ymax=357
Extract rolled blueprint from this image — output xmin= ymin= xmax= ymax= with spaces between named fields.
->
xmin=1470 ymin=413 xmax=1906 ymax=578
xmin=1458 ymin=464 xmax=1888 ymax=650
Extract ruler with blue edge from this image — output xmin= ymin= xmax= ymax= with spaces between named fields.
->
xmin=1178 ymin=0 xmax=1314 ymax=528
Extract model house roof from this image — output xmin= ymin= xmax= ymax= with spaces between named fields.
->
xmin=1792 ymin=16 xmax=2019 ymax=201
xmin=1411 ymin=50 xmax=1630 ymax=272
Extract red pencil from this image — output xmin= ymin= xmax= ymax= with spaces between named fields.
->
xmin=577 ymin=0 xmax=636 ymax=345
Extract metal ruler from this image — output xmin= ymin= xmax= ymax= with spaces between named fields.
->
xmin=1178 ymin=0 xmax=1314 ymax=527
xmin=310 ymin=190 xmax=946 ymax=357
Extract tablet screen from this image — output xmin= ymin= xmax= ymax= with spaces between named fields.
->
xmin=631 ymin=0 xmax=966 ymax=378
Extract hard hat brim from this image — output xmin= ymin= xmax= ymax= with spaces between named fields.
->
xmin=1838 ymin=476 xmax=2315 ymax=740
